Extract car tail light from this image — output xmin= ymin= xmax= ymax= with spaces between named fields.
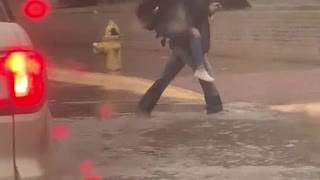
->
xmin=0 ymin=50 xmax=46 ymax=110
xmin=0 ymin=81 xmax=8 ymax=108
xmin=0 ymin=100 xmax=8 ymax=108
xmin=0 ymin=64 xmax=9 ymax=109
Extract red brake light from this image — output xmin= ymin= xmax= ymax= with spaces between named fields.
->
xmin=23 ymin=0 xmax=50 ymax=20
xmin=2 ymin=50 xmax=45 ymax=108
xmin=0 ymin=100 xmax=8 ymax=108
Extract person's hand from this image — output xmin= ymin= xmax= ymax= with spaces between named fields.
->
xmin=191 ymin=27 xmax=200 ymax=38
xmin=209 ymin=2 xmax=222 ymax=18
xmin=212 ymin=2 xmax=222 ymax=13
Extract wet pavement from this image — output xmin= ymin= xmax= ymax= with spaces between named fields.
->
xmin=48 ymin=80 xmax=205 ymax=118
xmin=50 ymin=103 xmax=320 ymax=179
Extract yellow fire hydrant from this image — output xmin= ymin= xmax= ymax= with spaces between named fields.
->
xmin=93 ymin=20 xmax=121 ymax=71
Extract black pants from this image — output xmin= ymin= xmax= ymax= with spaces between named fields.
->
xmin=137 ymin=47 xmax=223 ymax=114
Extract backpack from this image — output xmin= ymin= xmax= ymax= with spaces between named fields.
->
xmin=136 ymin=0 xmax=192 ymax=41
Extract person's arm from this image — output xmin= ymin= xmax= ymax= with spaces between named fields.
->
xmin=190 ymin=27 xmax=200 ymax=37
xmin=209 ymin=2 xmax=222 ymax=19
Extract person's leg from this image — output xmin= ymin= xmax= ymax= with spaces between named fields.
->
xmin=199 ymin=56 xmax=223 ymax=114
xmin=189 ymin=36 xmax=205 ymax=68
xmin=189 ymin=36 xmax=214 ymax=82
xmin=177 ymin=48 xmax=223 ymax=114
xmin=137 ymin=50 xmax=185 ymax=116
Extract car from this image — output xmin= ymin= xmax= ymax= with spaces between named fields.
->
xmin=0 ymin=0 xmax=51 ymax=179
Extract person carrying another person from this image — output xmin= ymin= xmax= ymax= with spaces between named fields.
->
xmin=136 ymin=0 xmax=223 ymax=117
xmin=140 ymin=0 xmax=222 ymax=82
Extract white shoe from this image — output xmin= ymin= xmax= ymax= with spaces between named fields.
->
xmin=194 ymin=69 xmax=215 ymax=82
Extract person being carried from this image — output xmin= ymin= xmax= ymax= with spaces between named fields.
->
xmin=148 ymin=0 xmax=222 ymax=82
xmin=188 ymin=1 xmax=222 ymax=82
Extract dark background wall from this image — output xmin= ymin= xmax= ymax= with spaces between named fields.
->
xmin=54 ymin=0 xmax=251 ymax=9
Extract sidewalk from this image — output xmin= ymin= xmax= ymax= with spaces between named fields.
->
xmin=49 ymin=67 xmax=320 ymax=120
xmin=48 ymin=67 xmax=205 ymax=118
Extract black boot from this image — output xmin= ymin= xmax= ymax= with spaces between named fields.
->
xmin=136 ymin=80 xmax=166 ymax=117
xmin=205 ymin=95 xmax=223 ymax=114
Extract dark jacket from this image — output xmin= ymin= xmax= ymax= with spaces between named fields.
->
xmin=170 ymin=0 xmax=211 ymax=53
xmin=198 ymin=17 xmax=211 ymax=53
xmin=136 ymin=0 xmax=211 ymax=52
xmin=136 ymin=0 xmax=192 ymax=37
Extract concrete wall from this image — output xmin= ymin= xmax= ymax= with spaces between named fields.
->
xmin=15 ymin=2 xmax=320 ymax=64
xmin=118 ymin=9 xmax=320 ymax=62
xmin=211 ymin=11 xmax=320 ymax=62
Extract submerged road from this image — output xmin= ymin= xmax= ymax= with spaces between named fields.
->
xmin=49 ymin=103 xmax=320 ymax=179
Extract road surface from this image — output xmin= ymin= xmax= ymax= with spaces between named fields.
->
xmin=49 ymin=103 xmax=320 ymax=179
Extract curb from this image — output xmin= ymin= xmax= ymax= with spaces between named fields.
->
xmin=47 ymin=68 xmax=204 ymax=101
xmin=271 ymin=103 xmax=320 ymax=118
xmin=47 ymin=68 xmax=320 ymax=119
xmin=49 ymin=100 xmax=206 ymax=118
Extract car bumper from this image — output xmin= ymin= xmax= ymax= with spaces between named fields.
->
xmin=14 ymin=103 xmax=50 ymax=180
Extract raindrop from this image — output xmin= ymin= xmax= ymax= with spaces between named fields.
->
xmin=81 ymin=161 xmax=94 ymax=175
xmin=99 ymin=104 xmax=114 ymax=119
xmin=51 ymin=125 xmax=69 ymax=141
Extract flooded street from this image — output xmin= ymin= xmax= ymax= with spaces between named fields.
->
xmin=48 ymin=103 xmax=320 ymax=179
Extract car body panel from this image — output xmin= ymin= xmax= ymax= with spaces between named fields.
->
xmin=0 ymin=118 xmax=15 ymax=180
xmin=14 ymin=104 xmax=49 ymax=179
xmin=0 ymin=2 xmax=49 ymax=179
xmin=0 ymin=21 xmax=17 ymax=180
xmin=0 ymin=22 xmax=33 ymax=50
